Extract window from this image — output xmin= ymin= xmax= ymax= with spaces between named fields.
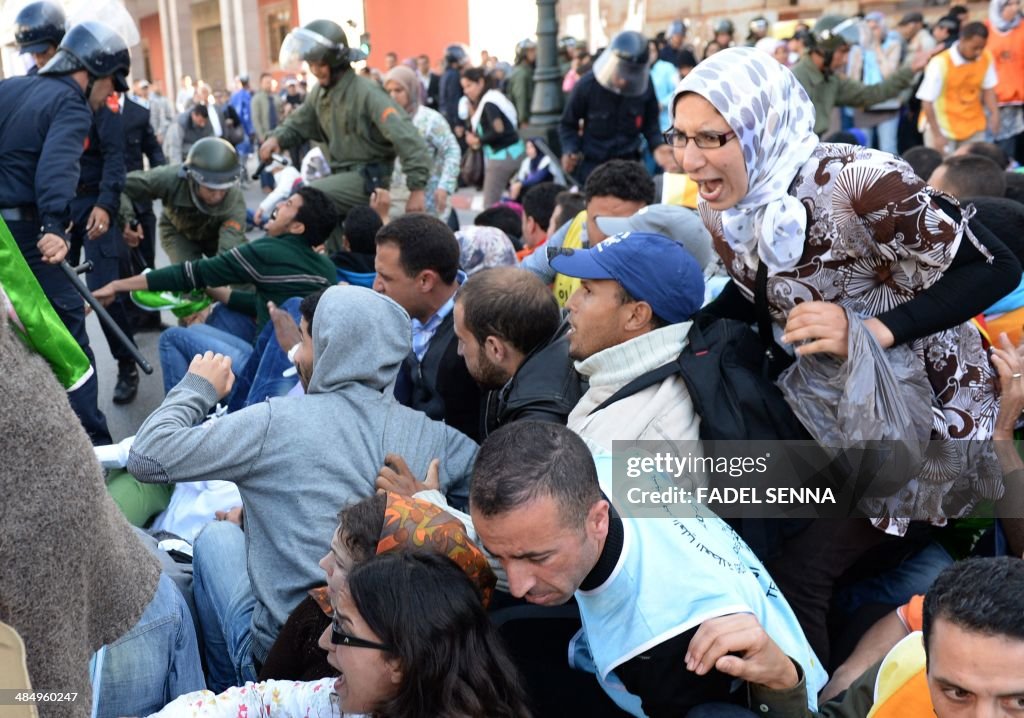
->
xmin=266 ymin=8 xmax=291 ymax=66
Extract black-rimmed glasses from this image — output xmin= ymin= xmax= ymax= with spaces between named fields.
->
xmin=331 ymin=622 xmax=393 ymax=651
xmin=662 ymin=129 xmax=737 ymax=150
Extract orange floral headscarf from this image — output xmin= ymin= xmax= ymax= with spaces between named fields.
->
xmin=311 ymin=492 xmax=497 ymax=611
xmin=377 ymin=492 xmax=496 ymax=606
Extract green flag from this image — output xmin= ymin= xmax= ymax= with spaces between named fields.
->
xmin=0 ymin=216 xmax=93 ymax=390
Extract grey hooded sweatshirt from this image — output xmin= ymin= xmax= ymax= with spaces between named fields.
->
xmin=128 ymin=285 xmax=479 ymax=661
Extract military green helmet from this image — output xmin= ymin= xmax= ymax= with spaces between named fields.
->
xmin=811 ymin=15 xmax=860 ymax=55
xmin=182 ymin=137 xmax=240 ymax=188
xmin=179 ymin=137 xmax=239 ymax=213
xmin=279 ymin=19 xmax=366 ymax=72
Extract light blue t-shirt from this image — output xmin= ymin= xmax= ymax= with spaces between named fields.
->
xmin=568 ymin=453 xmax=828 ymax=717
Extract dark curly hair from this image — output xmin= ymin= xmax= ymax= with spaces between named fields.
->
xmin=583 ymin=159 xmax=656 ymax=205
xmin=922 ymin=557 xmax=1024 ymax=658
xmin=294 ymin=185 xmax=341 ymax=247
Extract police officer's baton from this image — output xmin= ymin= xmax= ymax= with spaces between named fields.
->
xmin=58 ymin=260 xmax=154 ymax=375
xmin=251 ymin=159 xmax=270 ymax=181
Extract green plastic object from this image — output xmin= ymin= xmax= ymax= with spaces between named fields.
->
xmin=130 ymin=288 xmax=212 ymax=318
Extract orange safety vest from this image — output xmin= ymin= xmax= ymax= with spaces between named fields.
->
xmin=986 ymin=21 xmax=1024 ymax=105
xmin=921 ymin=49 xmax=992 ymax=141
xmin=866 ymin=633 xmax=932 ymax=718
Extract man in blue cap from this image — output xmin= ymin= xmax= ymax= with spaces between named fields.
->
xmin=550 ymin=231 xmax=705 ymax=449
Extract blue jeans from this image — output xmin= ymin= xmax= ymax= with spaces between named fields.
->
xmin=873 ymin=116 xmax=899 ymax=156
xmin=231 ymin=297 xmax=302 ymax=410
xmin=206 ymin=304 xmax=258 ymax=345
xmin=192 ymin=521 xmax=258 ymax=691
xmin=159 ymin=324 xmax=254 ymax=394
xmin=835 ymin=541 xmax=953 ymax=618
xmin=91 ymin=573 xmax=205 ymax=718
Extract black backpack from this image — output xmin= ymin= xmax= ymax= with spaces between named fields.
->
xmin=588 ymin=267 xmax=817 ymax=561
xmin=591 ymin=311 xmax=809 ymax=442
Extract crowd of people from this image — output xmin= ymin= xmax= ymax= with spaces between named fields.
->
xmin=4 ymin=2 xmax=1024 ymax=718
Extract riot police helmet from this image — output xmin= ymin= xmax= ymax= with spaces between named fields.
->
xmin=593 ymin=30 xmax=650 ymax=97
xmin=749 ymin=16 xmax=770 ymax=36
xmin=444 ymin=43 xmax=468 ymax=66
xmin=713 ymin=19 xmax=735 ymax=36
xmin=39 ymin=21 xmax=130 ymax=92
xmin=666 ymin=20 xmax=687 ymax=39
xmin=180 ymin=137 xmax=240 ymax=212
xmin=515 ymin=37 xmax=537 ymax=63
xmin=279 ymin=19 xmax=365 ymax=72
xmin=809 ymin=15 xmax=860 ymax=67
xmin=14 ymin=0 xmax=66 ymax=54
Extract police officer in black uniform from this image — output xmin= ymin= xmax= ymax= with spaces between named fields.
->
xmin=13 ymin=0 xmax=65 ymax=74
xmin=439 ymin=44 xmax=467 ymax=129
xmin=120 ymin=89 xmax=167 ymax=333
xmin=69 ymin=77 xmax=139 ymax=403
xmin=0 ymin=21 xmax=130 ymax=444
xmin=558 ymin=30 xmax=673 ymax=182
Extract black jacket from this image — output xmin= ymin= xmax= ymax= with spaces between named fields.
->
xmin=423 ymin=72 xmax=441 ymax=111
xmin=0 ymin=74 xmax=92 ymax=238
xmin=482 ymin=319 xmax=584 ymax=438
xmin=558 ymin=71 xmax=662 ymax=163
xmin=123 ymin=97 xmax=166 ymax=173
xmin=400 ymin=312 xmax=483 ymax=442
xmin=78 ymin=104 xmax=126 ymax=214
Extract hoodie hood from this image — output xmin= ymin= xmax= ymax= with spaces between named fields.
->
xmin=307 ymin=285 xmax=412 ymax=395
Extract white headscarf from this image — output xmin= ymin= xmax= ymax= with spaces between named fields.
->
xmin=990 ymin=0 xmax=1022 ymax=32
xmin=672 ymin=46 xmax=819 ymax=272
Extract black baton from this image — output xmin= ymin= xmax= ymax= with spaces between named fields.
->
xmin=59 ymin=260 xmax=154 ymax=375
xmin=251 ymin=159 xmax=270 ymax=181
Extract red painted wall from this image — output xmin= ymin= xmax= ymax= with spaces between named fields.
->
xmin=139 ymin=13 xmax=165 ymax=87
xmin=363 ymin=0 xmax=470 ymax=69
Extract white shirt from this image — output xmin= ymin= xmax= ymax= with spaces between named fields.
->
xmin=206 ymin=102 xmax=223 ymax=137
xmin=916 ymin=43 xmax=999 ymax=102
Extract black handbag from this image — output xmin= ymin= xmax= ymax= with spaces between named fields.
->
xmin=460 ymin=147 xmax=485 ymax=189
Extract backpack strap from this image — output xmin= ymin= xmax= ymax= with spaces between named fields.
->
xmin=587 ymin=322 xmax=712 ymax=416
xmin=589 ymin=356 xmax=684 ymax=415
xmin=755 ymin=261 xmax=790 ymax=377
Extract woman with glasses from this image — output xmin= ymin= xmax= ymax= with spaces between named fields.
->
xmin=320 ymin=551 xmax=529 ymax=718
xmin=669 ymin=46 xmax=1020 ymax=664
xmin=148 ymin=495 xmax=520 ymax=717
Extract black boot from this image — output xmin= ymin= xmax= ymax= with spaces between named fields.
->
xmin=113 ymin=361 xmax=139 ymax=405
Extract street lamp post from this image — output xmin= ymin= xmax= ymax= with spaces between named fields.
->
xmin=528 ymin=0 xmax=562 ymax=136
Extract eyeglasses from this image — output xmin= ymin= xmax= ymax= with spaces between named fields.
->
xmin=663 ymin=129 xmax=737 ymax=150
xmin=331 ymin=622 xmax=393 ymax=652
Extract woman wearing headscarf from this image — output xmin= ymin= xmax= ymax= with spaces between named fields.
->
xmin=383 ymin=65 xmax=461 ymax=220
xmin=456 ymin=225 xmax=518 ymax=275
xmin=670 ymin=46 xmax=1020 ymax=663
xmin=754 ymin=36 xmax=790 ymax=65
xmin=265 ymin=490 xmax=502 ymax=682
xmin=985 ymin=0 xmax=1024 ymax=157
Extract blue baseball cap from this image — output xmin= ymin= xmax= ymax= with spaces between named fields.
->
xmin=549 ymin=232 xmax=704 ymax=324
